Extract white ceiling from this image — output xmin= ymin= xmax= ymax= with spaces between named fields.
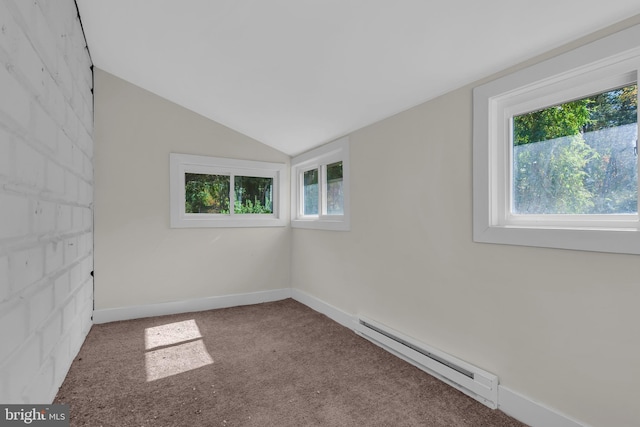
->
xmin=77 ymin=1 xmax=640 ymax=156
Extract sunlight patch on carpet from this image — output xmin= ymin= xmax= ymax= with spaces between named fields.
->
xmin=144 ymin=319 xmax=213 ymax=382
xmin=145 ymin=319 xmax=203 ymax=349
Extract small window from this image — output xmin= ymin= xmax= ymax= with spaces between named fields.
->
xmin=291 ymin=138 xmax=350 ymax=231
xmin=170 ymin=154 xmax=286 ymax=228
xmin=473 ymin=23 xmax=640 ymax=254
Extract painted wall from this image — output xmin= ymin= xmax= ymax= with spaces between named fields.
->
xmin=93 ymin=69 xmax=290 ymax=311
xmin=0 ymin=0 xmax=94 ymax=403
xmin=291 ymin=17 xmax=640 ymax=427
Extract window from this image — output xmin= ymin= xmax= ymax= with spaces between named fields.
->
xmin=291 ymin=137 xmax=350 ymax=230
xmin=512 ymin=85 xmax=637 ymax=216
xmin=473 ymin=23 xmax=640 ymax=254
xmin=170 ymin=153 xmax=286 ymax=228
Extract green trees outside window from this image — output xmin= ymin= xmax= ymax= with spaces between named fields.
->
xmin=185 ymin=173 xmax=273 ymax=214
xmin=185 ymin=173 xmax=230 ymax=213
xmin=513 ymin=84 xmax=638 ymax=214
xmin=233 ymin=176 xmax=273 ymax=214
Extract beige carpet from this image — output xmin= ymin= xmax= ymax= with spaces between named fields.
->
xmin=55 ymin=299 xmax=527 ymax=426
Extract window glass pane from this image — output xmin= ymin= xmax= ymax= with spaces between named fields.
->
xmin=234 ymin=176 xmax=273 ymax=214
xmin=326 ymin=161 xmax=344 ymax=215
xmin=513 ymin=84 xmax=638 ymax=214
xmin=303 ymin=169 xmax=318 ymax=215
xmin=185 ymin=173 xmax=230 ymax=213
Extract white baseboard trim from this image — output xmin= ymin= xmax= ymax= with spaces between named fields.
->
xmin=92 ymin=288 xmax=292 ymax=324
xmin=290 ymin=289 xmax=587 ymax=427
xmin=498 ymin=386 xmax=587 ymax=427
xmin=290 ymin=289 xmax=355 ymax=329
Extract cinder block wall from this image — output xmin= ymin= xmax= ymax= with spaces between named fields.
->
xmin=0 ymin=0 xmax=93 ymax=403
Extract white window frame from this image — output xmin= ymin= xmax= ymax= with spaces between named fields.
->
xmin=170 ymin=153 xmax=286 ymax=228
xmin=291 ymin=137 xmax=350 ymax=231
xmin=473 ymin=23 xmax=640 ymax=254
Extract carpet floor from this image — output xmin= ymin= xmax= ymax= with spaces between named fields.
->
xmin=55 ymin=299 xmax=527 ymax=426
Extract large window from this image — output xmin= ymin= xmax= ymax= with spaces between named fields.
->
xmin=473 ymin=23 xmax=640 ymax=254
xmin=291 ymin=137 xmax=350 ymax=231
xmin=170 ymin=154 xmax=286 ymax=228
xmin=512 ymin=84 xmax=637 ymax=216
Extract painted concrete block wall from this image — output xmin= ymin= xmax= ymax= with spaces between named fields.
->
xmin=291 ymin=16 xmax=640 ymax=427
xmin=0 ymin=0 xmax=93 ymax=403
xmin=93 ymin=69 xmax=290 ymax=312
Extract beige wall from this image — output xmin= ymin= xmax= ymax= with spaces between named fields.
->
xmin=94 ymin=69 xmax=290 ymax=310
xmin=291 ymin=18 xmax=640 ymax=427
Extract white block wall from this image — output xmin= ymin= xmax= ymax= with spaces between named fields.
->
xmin=0 ymin=0 xmax=93 ymax=403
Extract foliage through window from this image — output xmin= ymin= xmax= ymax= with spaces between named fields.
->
xmin=185 ymin=173 xmax=230 ymax=213
xmin=512 ymin=84 xmax=638 ymax=215
xmin=184 ymin=174 xmax=273 ymax=215
xmin=170 ymin=154 xmax=285 ymax=228
xmin=234 ymin=176 xmax=273 ymax=214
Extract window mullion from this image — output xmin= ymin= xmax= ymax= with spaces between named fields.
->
xmin=229 ymin=175 xmax=235 ymax=215
xmin=299 ymin=170 xmax=305 ymax=217
xmin=507 ymin=114 xmax=515 ymax=223
xmin=320 ymin=164 xmax=327 ymax=218
xmin=636 ymin=70 xmax=640 ymax=221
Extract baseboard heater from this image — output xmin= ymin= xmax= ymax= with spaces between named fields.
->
xmin=354 ymin=317 xmax=498 ymax=409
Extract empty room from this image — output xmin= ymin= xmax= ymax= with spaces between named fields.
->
xmin=1 ymin=1 xmax=640 ymax=426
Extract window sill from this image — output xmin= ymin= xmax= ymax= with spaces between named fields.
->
xmin=474 ymin=224 xmax=640 ymax=255
xmin=291 ymin=218 xmax=350 ymax=231
xmin=172 ymin=215 xmax=286 ymax=228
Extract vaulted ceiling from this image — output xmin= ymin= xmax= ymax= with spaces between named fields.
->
xmin=77 ymin=1 xmax=640 ymax=156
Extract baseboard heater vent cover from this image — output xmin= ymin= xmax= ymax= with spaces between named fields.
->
xmin=354 ymin=317 xmax=498 ymax=409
